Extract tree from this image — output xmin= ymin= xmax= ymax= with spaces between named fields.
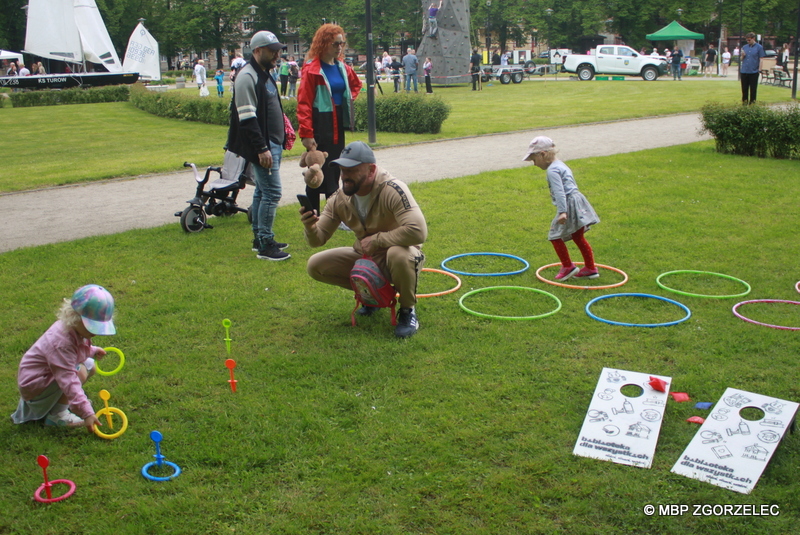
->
xmin=0 ymin=0 xmax=28 ymax=51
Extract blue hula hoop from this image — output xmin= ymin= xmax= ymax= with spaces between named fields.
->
xmin=441 ymin=253 xmax=530 ymax=277
xmin=585 ymin=293 xmax=691 ymax=328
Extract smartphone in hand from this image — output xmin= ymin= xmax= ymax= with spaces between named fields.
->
xmin=297 ymin=194 xmax=316 ymax=215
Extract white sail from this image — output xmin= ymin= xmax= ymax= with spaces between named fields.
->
xmin=123 ymin=22 xmax=161 ymax=80
xmin=24 ymin=0 xmax=83 ymax=63
xmin=73 ymin=0 xmax=123 ymax=72
xmin=24 ymin=0 xmax=122 ymax=71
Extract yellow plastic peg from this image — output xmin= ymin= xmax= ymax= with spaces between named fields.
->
xmin=222 ymin=319 xmax=232 ymax=354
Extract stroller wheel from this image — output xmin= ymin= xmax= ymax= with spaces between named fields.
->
xmin=247 ymin=205 xmax=253 ymax=224
xmin=180 ymin=206 xmax=207 ymax=233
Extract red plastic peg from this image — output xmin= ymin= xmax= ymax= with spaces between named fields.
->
xmin=37 ymin=455 xmax=52 ymax=499
xmin=225 ymin=359 xmax=237 ymax=393
xmin=34 ymin=455 xmax=76 ymax=503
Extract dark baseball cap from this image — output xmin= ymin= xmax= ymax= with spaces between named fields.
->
xmin=331 ymin=141 xmax=376 ymax=167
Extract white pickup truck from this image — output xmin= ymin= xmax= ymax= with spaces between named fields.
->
xmin=561 ymin=45 xmax=669 ymax=81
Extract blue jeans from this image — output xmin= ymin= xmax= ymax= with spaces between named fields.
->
xmin=405 ymin=72 xmax=418 ymax=92
xmin=251 ymin=146 xmax=282 ymax=242
xmin=671 ymin=64 xmax=682 ymax=79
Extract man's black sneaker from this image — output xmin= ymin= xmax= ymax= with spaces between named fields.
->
xmin=256 ymin=240 xmax=290 ymax=261
xmin=395 ymin=307 xmax=419 ymax=338
xmin=254 ymin=237 xmax=288 ymax=252
xmin=356 ymin=306 xmax=378 ymax=317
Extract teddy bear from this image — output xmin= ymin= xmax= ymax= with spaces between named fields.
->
xmin=299 ymin=149 xmax=328 ymax=189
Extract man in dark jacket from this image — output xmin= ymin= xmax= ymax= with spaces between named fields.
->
xmin=470 ymin=49 xmax=482 ymax=91
xmin=226 ymin=30 xmax=290 ymax=261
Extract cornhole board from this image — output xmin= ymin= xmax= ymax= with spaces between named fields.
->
xmin=574 ymin=368 xmax=671 ymax=468
xmin=671 ymin=387 xmax=798 ymax=494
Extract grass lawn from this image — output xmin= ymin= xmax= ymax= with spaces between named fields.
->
xmin=1 ymin=142 xmax=798 ymax=534
xmin=0 ymin=79 xmax=793 ymax=193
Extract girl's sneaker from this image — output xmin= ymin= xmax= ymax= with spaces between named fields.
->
xmin=44 ymin=410 xmax=84 ymax=427
xmin=555 ymin=265 xmax=579 ymax=281
xmin=575 ymin=267 xmax=600 ymax=280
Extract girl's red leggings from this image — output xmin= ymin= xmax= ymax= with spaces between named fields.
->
xmin=551 ymin=226 xmax=595 ymax=269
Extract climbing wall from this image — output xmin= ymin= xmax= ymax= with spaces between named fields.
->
xmin=416 ymin=0 xmax=472 ymax=85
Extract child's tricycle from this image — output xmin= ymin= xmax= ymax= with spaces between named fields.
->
xmin=174 ymin=151 xmax=253 ymax=233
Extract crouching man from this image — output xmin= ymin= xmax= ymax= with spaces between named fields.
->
xmin=299 ymin=141 xmax=427 ymax=338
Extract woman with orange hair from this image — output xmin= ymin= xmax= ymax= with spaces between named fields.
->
xmin=297 ymin=24 xmax=363 ymax=214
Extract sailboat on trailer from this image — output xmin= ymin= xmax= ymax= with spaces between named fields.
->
xmin=0 ymin=0 xmax=139 ymax=89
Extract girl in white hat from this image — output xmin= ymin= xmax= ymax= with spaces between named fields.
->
xmin=523 ymin=136 xmax=601 ymax=281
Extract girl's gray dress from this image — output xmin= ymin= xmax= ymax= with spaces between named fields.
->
xmin=546 ymin=160 xmax=599 ymax=241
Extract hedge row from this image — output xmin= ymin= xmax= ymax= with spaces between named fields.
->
xmin=700 ymin=103 xmax=800 ymax=159
xmin=11 ymin=82 xmax=450 ymax=135
xmin=8 ymin=85 xmax=130 ymax=107
xmin=128 ymin=82 xmax=230 ymax=125
xmin=132 ymin=85 xmax=449 ymax=135
xmin=353 ymin=93 xmax=451 ymax=134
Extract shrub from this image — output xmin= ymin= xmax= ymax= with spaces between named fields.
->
xmin=262 ymin=93 xmax=447 ymax=136
xmin=353 ymin=92 xmax=450 ymax=134
xmin=129 ymin=83 xmax=230 ymax=126
xmin=700 ymin=102 xmax=800 ymax=159
xmin=283 ymin=98 xmax=297 ymax=131
xmin=163 ymin=70 xmax=193 ymax=78
xmin=8 ymin=85 xmax=130 ymax=107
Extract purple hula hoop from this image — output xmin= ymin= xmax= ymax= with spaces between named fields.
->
xmin=732 ymin=299 xmax=800 ymax=331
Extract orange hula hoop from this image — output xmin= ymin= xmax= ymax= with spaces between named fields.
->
xmin=535 ymin=262 xmax=629 ymax=290
xmin=416 ymin=268 xmax=463 ymax=298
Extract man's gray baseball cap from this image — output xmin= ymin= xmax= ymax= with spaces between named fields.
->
xmin=332 ymin=141 xmax=376 ymax=167
xmin=250 ymin=31 xmax=286 ymax=51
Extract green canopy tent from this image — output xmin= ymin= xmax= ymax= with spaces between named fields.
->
xmin=646 ymin=21 xmax=704 ymax=41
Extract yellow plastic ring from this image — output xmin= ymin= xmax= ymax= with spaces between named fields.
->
xmin=92 ymin=407 xmax=128 ymax=440
xmin=96 ymin=347 xmax=125 ymax=376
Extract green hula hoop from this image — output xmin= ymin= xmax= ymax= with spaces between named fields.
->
xmin=459 ymin=286 xmax=562 ymax=320
xmin=656 ymin=270 xmax=751 ymax=299
xmin=96 ymin=347 xmax=125 ymax=376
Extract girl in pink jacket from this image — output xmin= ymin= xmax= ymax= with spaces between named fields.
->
xmin=11 ymin=285 xmax=116 ymax=429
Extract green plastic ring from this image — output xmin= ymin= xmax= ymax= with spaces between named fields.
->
xmin=656 ymin=270 xmax=751 ymax=299
xmin=96 ymin=347 xmax=125 ymax=376
xmin=459 ymin=286 xmax=562 ymax=320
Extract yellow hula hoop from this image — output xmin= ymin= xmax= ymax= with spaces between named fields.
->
xmin=535 ymin=262 xmax=629 ymax=290
xmin=96 ymin=347 xmax=125 ymax=376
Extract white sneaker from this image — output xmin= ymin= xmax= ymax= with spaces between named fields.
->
xmin=44 ymin=409 xmax=84 ymax=427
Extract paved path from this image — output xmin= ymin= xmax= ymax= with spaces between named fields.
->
xmin=0 ymin=113 xmax=710 ymax=253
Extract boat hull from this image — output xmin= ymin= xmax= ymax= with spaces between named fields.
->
xmin=0 ymin=72 xmax=139 ymax=89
